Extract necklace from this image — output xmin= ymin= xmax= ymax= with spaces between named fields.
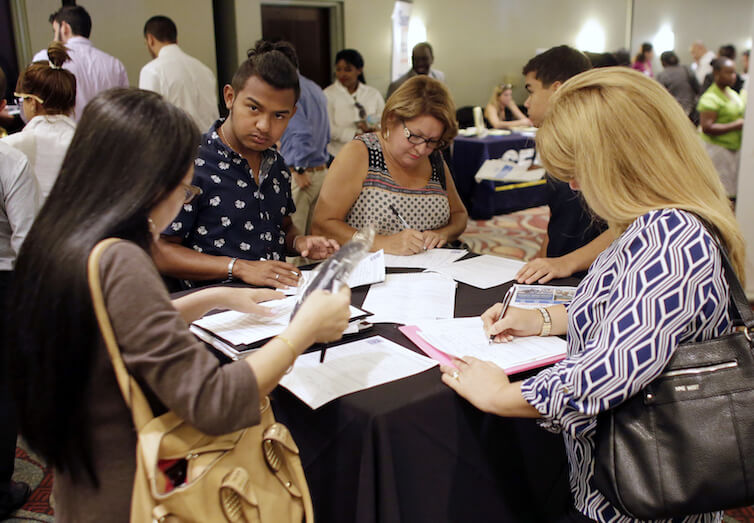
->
xmin=218 ymin=123 xmax=238 ymax=155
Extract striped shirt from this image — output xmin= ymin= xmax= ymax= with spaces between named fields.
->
xmin=346 ymin=133 xmax=449 ymax=233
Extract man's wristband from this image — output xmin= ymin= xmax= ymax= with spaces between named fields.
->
xmin=227 ymin=257 xmax=238 ymax=281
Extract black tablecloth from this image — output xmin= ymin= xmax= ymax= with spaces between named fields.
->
xmin=270 ymin=275 xmax=578 ymax=522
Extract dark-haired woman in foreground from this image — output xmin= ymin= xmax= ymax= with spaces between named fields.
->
xmin=6 ymin=88 xmax=350 ymax=521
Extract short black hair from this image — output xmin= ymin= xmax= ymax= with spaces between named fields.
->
xmin=660 ymin=51 xmax=679 ymax=67
xmin=231 ymin=40 xmax=300 ymax=102
xmin=335 ymin=48 xmax=365 ymax=83
xmin=712 ymin=57 xmax=735 ymax=72
xmin=49 ymin=6 xmax=92 ymax=38
xmin=522 ymin=45 xmax=592 ymax=88
xmin=412 ymin=42 xmax=433 ymax=58
xmin=0 ymin=66 xmax=6 ymax=101
xmin=144 ymin=15 xmax=177 ymax=43
xmin=719 ymin=44 xmax=737 ymax=60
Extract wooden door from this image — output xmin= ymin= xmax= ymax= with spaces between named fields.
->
xmin=261 ymin=5 xmax=331 ymax=89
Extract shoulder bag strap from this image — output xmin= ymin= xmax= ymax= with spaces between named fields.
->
xmin=87 ymin=238 xmax=155 ymax=431
xmin=694 ymin=215 xmax=754 ymax=331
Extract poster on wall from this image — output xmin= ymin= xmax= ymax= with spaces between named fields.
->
xmin=391 ymin=1 xmax=412 ymax=81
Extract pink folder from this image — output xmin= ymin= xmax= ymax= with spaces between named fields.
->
xmin=398 ymin=325 xmax=565 ymax=374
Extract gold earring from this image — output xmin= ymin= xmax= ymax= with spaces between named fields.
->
xmin=148 ymin=217 xmax=156 ymax=233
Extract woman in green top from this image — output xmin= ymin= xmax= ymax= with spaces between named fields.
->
xmin=698 ymin=57 xmax=746 ymax=197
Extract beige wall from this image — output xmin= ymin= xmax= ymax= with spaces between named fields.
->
xmin=17 ymin=0 xmax=754 ymax=106
xmin=22 ymin=0 xmax=217 ymax=86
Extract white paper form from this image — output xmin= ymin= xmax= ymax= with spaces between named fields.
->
xmin=281 ymin=251 xmax=386 ymax=296
xmin=413 ymin=317 xmax=566 ymax=372
xmin=279 ymin=336 xmax=438 ymax=409
xmin=361 ymin=273 xmax=456 ymax=324
xmin=428 ymin=255 xmax=525 ymax=289
xmin=192 ymin=296 xmax=366 ymax=346
xmin=383 ymin=249 xmax=467 ymax=269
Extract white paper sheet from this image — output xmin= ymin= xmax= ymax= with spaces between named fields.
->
xmin=413 ymin=317 xmax=566 ymax=372
xmin=383 ymin=249 xmax=467 ymax=269
xmin=361 ymin=273 xmax=456 ymax=324
xmin=281 ymin=251 xmax=386 ymax=296
xmin=428 ymin=255 xmax=525 ymax=289
xmin=279 ymin=336 xmax=438 ymax=409
xmin=192 ymin=296 xmax=366 ymax=346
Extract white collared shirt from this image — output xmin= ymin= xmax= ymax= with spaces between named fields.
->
xmin=3 ymin=114 xmax=76 ymax=202
xmin=139 ymin=44 xmax=219 ymax=133
xmin=323 ymin=80 xmax=385 ymax=157
xmin=0 ymin=142 xmax=40 ymax=270
xmin=33 ymin=37 xmax=129 ymax=121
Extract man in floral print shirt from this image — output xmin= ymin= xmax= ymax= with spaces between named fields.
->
xmin=154 ymin=41 xmax=337 ymax=288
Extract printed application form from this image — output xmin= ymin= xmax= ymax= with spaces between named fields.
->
xmin=361 ymin=273 xmax=457 ymax=324
xmin=192 ymin=296 xmax=366 ymax=346
xmin=410 ymin=317 xmax=566 ymax=373
xmin=279 ymin=336 xmax=438 ymax=409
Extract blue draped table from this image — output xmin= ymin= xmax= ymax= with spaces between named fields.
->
xmin=451 ymin=133 xmax=547 ymax=220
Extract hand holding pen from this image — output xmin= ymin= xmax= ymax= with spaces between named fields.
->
xmin=387 ymin=204 xmax=425 ymax=255
xmin=487 ymin=285 xmax=516 ymax=343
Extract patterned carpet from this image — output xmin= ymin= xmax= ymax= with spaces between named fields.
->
xmin=5 ymin=205 xmax=753 ymax=522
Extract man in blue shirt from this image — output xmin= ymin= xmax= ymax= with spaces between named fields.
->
xmin=154 ymin=41 xmax=337 ymax=288
xmin=279 ymin=67 xmax=330 ymax=236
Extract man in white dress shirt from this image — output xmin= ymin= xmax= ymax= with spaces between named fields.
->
xmin=32 ymin=6 xmax=128 ymax=121
xmin=690 ymin=41 xmax=717 ymax=86
xmin=139 ymin=16 xmax=219 ymax=133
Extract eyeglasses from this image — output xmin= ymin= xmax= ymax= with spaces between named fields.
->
xmin=181 ymin=183 xmax=202 ymax=204
xmin=499 ymin=83 xmax=513 ymax=90
xmin=13 ymin=92 xmax=44 ymax=105
xmin=354 ymin=99 xmax=367 ymax=120
xmin=402 ymin=121 xmax=447 ymax=150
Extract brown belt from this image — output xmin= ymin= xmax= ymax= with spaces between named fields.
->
xmin=305 ymin=164 xmax=327 ymax=173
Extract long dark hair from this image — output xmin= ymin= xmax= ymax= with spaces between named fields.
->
xmin=6 ymin=88 xmax=199 ymax=483
xmin=635 ymin=42 xmax=653 ymax=63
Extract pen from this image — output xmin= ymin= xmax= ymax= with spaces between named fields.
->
xmin=389 ymin=204 xmax=411 ymax=229
xmin=489 ymin=285 xmax=516 ymax=343
xmin=319 ymin=344 xmax=328 ymax=363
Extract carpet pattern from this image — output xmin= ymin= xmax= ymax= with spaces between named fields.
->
xmin=6 ymin=205 xmax=754 ymax=522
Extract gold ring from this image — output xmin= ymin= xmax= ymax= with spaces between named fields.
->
xmin=275 ymin=274 xmax=279 ymax=280
xmin=451 ymin=370 xmax=460 ymax=380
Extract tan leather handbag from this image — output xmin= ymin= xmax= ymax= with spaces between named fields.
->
xmin=88 ymin=238 xmax=314 ymax=523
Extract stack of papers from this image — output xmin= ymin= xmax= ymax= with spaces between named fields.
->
xmin=283 ymin=250 xmax=387 ymax=296
xmin=474 ymin=159 xmax=545 ymax=183
xmin=401 ymin=317 xmax=566 ymax=374
xmin=361 ymin=272 xmax=457 ymax=324
xmin=191 ymin=296 xmax=367 ymax=356
xmin=279 ymin=336 xmax=438 ymax=409
xmin=383 ymin=248 xmax=467 ymax=269
xmin=428 ymin=255 xmax=525 ymax=289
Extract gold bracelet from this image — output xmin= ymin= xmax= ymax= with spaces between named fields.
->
xmin=276 ymin=335 xmax=297 ymax=366
xmin=537 ymin=307 xmax=552 ymax=337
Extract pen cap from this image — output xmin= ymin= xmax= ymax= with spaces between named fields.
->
xmin=290 ymin=226 xmax=375 ymax=319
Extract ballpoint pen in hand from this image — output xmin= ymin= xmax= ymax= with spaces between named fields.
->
xmin=489 ymin=284 xmax=516 ymax=343
xmin=389 ymin=204 xmax=411 ymax=229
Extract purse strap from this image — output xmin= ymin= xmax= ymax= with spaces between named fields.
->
xmin=694 ymin=216 xmax=754 ymax=332
xmin=87 ymin=238 xmax=155 ymax=431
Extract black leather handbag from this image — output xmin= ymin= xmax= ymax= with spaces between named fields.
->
xmin=593 ymin=240 xmax=754 ymax=520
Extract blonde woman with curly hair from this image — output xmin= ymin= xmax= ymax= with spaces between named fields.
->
xmin=441 ymin=67 xmax=743 ymax=523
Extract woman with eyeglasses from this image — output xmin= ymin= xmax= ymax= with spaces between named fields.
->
xmin=313 ymin=75 xmax=467 ymax=255
xmin=484 ymin=83 xmax=532 ymax=129
xmin=2 ymin=42 xmax=76 ymax=202
xmin=6 ymin=88 xmax=351 ymax=520
xmin=324 ymin=49 xmax=385 ymax=157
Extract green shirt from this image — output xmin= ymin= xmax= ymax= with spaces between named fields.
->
xmin=697 ymin=83 xmax=746 ymax=150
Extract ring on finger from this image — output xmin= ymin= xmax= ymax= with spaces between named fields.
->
xmin=451 ymin=370 xmax=460 ymax=380
xmin=275 ymin=274 xmax=280 ymax=280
